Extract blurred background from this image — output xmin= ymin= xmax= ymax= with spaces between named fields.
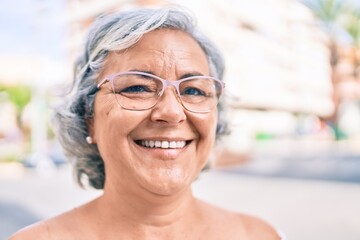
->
xmin=1 ymin=0 xmax=360 ymax=239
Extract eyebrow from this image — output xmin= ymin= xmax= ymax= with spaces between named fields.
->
xmin=128 ymin=69 xmax=205 ymax=80
xmin=128 ymin=69 xmax=153 ymax=74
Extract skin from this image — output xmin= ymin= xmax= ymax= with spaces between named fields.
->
xmin=10 ymin=29 xmax=280 ymax=240
xmin=93 ymin=29 xmax=217 ymax=198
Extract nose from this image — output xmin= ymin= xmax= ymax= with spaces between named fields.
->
xmin=150 ymin=87 xmax=186 ymax=124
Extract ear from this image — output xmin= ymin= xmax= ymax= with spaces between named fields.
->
xmin=86 ymin=117 xmax=97 ymax=143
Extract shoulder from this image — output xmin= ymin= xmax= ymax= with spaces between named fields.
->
xmin=240 ymin=213 xmax=281 ymax=240
xmin=9 ymin=207 xmax=84 ymax=240
xmin=197 ymin=200 xmax=281 ymax=240
xmin=9 ymin=221 xmax=50 ymax=240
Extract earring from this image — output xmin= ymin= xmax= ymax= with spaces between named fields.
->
xmin=86 ymin=136 xmax=93 ymax=144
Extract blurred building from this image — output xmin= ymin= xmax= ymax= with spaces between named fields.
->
xmin=1 ymin=0 xmax=342 ymax=164
xmin=63 ymin=0 xmax=335 ymax=163
xmin=65 ymin=0 xmax=333 ymax=116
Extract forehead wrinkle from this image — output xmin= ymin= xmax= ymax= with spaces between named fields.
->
xmin=142 ymin=48 xmax=177 ymax=79
xmin=161 ymin=48 xmax=176 ymax=79
xmin=100 ymin=30 xmax=210 ymax=80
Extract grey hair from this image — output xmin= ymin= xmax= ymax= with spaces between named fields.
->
xmin=53 ymin=6 xmax=228 ymax=189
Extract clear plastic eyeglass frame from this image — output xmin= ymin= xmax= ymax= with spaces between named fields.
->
xmin=97 ymin=71 xmax=225 ymax=113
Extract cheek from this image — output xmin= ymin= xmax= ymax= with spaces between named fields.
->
xmin=189 ymin=110 xmax=217 ymax=146
xmin=93 ymin=107 xmax=149 ymax=168
xmin=92 ymin=95 xmax=142 ymax=144
xmin=94 ymin=110 xmax=142 ymax=141
xmin=93 ymin=96 xmax=116 ymax=134
xmin=188 ymin=111 xmax=217 ymax=172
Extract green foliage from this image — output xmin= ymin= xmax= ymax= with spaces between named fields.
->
xmin=0 ymin=84 xmax=32 ymax=112
xmin=255 ymin=132 xmax=274 ymax=141
xmin=302 ymin=0 xmax=346 ymax=29
xmin=341 ymin=8 xmax=360 ymax=46
xmin=302 ymin=0 xmax=360 ymax=45
xmin=1 ymin=154 xmax=19 ymax=163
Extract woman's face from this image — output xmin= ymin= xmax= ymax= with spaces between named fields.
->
xmin=91 ymin=29 xmax=217 ymax=196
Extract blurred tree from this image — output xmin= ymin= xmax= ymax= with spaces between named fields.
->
xmin=0 ymin=84 xmax=32 ymax=128
xmin=302 ymin=0 xmax=347 ymax=139
xmin=0 ymin=85 xmax=32 ymax=113
xmin=303 ymin=0 xmax=345 ymax=64
xmin=341 ymin=7 xmax=360 ymax=78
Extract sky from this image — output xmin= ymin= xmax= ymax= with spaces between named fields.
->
xmin=0 ymin=0 xmax=66 ymax=59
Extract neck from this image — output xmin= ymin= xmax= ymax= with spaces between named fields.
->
xmin=91 ymin=180 xmax=200 ymax=239
xmin=109 ymin=183 xmax=194 ymax=223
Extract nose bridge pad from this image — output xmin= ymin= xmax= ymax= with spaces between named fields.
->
xmin=159 ymin=81 xmax=183 ymax=107
xmin=159 ymin=80 xmax=171 ymax=96
xmin=171 ymin=81 xmax=181 ymax=101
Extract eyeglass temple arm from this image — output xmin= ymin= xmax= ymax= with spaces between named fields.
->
xmin=97 ymin=78 xmax=109 ymax=89
xmin=86 ymin=79 xmax=108 ymax=96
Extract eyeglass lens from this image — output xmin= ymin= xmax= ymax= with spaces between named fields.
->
xmin=110 ymin=73 xmax=222 ymax=112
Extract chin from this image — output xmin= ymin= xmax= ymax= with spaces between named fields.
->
xmin=138 ymin=166 xmax=193 ymax=196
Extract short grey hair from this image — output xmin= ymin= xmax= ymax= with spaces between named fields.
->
xmin=53 ymin=6 xmax=228 ymax=189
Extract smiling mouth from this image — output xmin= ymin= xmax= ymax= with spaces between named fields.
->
xmin=135 ymin=140 xmax=192 ymax=149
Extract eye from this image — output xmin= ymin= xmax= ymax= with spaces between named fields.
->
xmin=120 ymin=85 xmax=149 ymax=93
xmin=182 ymin=87 xmax=206 ymax=96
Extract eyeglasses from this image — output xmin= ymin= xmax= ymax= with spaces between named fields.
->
xmin=97 ymin=71 xmax=225 ymax=113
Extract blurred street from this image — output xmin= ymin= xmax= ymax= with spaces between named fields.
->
xmin=1 ymin=151 xmax=360 ymax=240
xmin=226 ymin=139 xmax=360 ymax=183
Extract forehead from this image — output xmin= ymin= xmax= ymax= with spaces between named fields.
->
xmin=101 ymin=29 xmax=210 ymax=76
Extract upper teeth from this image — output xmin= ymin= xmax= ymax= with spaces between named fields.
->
xmin=140 ymin=140 xmax=186 ymax=149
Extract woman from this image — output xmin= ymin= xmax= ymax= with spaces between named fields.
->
xmin=11 ymin=7 xmax=283 ymax=239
